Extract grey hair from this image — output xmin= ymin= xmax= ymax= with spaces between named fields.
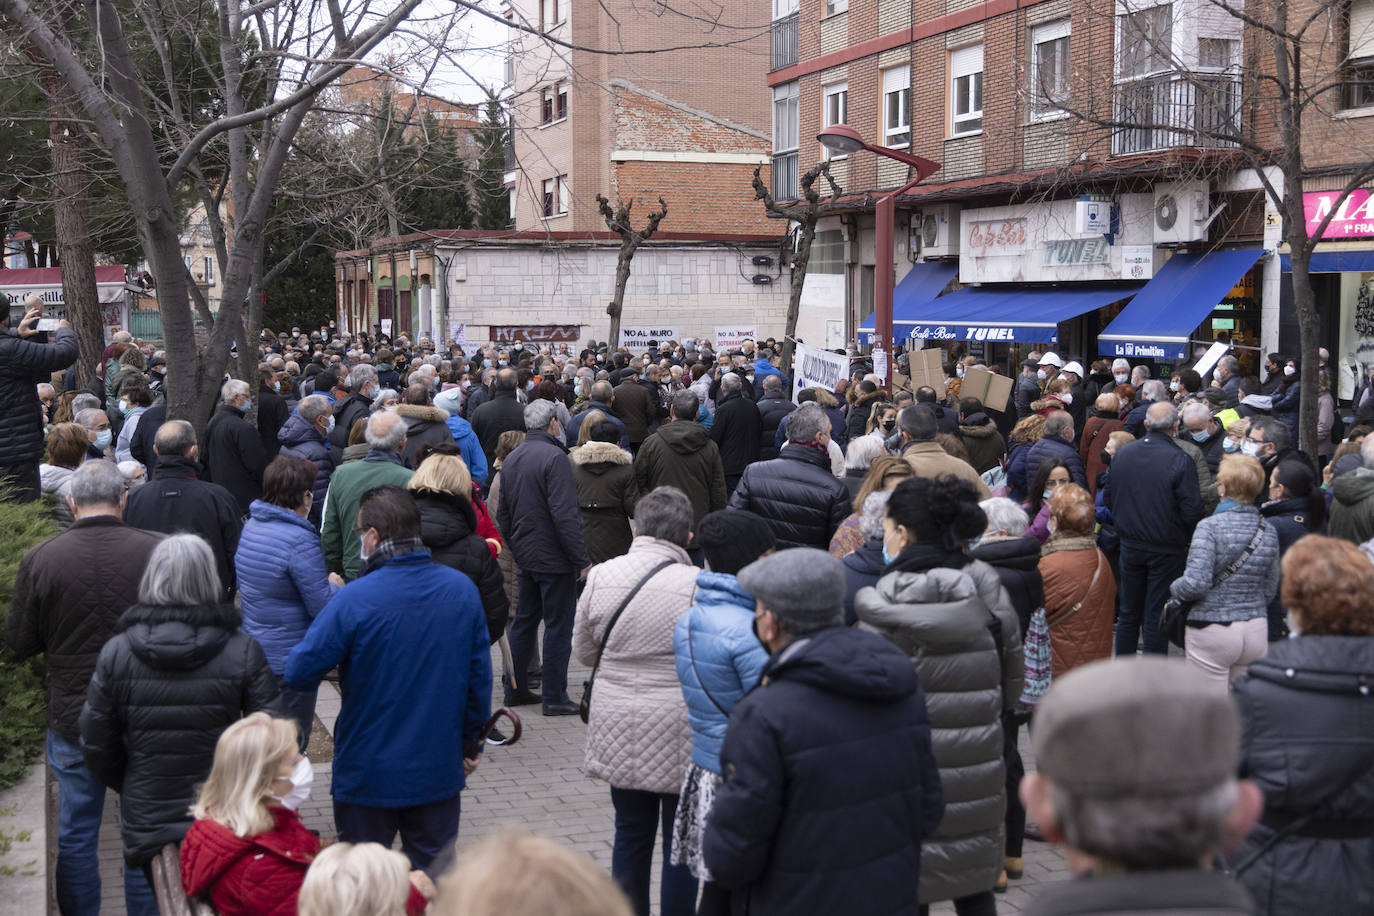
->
xmin=370 ymin=389 xmax=398 ymax=413
xmin=1140 ymin=379 xmax=1168 ymax=403
xmin=1144 ymin=402 xmax=1180 ymax=432
xmin=137 ymin=534 xmax=223 ymax=606
xmin=844 ymin=433 xmax=887 ymax=471
xmin=68 ymin=459 xmax=126 ymax=508
xmin=1111 ymin=358 xmax=1130 ymax=372
xmin=524 ymin=399 xmax=558 ymax=432
xmin=1180 ymin=401 xmax=1212 ymax=426
xmin=786 ymin=402 xmax=827 ymax=442
xmin=71 ymin=393 xmax=100 ymax=415
xmin=297 ymin=394 xmax=331 ymax=425
xmin=634 ymin=486 xmax=693 ymax=547
xmin=1217 ymin=355 xmax=1240 ymax=375
xmin=365 ymin=411 xmax=406 ymax=451
xmin=1131 ymin=365 xmax=1150 ymax=385
xmin=1051 ymin=779 xmax=1238 ymax=871
xmin=590 ymin=380 xmax=614 ymax=403
xmin=349 ymin=364 xmax=378 ymax=393
xmin=859 ymin=489 xmax=891 ymax=541
xmin=720 ymin=373 xmax=743 ymax=394
xmin=1044 ymin=411 xmax=1074 ymax=439
xmin=75 ymin=408 xmax=106 ymax=430
xmin=979 ymin=497 xmax=1029 ymax=537
xmin=221 ymin=378 xmax=250 ymax=402
xmin=155 ymin=419 xmax=197 ymax=457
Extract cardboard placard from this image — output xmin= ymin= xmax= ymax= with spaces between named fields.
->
xmin=959 ymin=366 xmax=1013 ymax=413
xmin=905 ymin=348 xmax=946 ymax=399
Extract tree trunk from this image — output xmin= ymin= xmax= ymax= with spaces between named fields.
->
xmin=778 ymin=216 xmax=816 ymax=379
xmin=606 ymin=246 xmax=635 ymax=348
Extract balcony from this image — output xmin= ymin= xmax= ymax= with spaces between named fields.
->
xmin=771 ymin=151 xmax=798 ymax=201
xmin=771 ymin=13 xmax=798 ymax=71
xmin=1112 ymin=72 xmax=1241 ymax=156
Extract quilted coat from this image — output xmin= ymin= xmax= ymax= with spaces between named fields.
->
xmin=855 ymin=549 xmax=1022 ymax=905
xmin=179 ymin=806 xmax=319 ymax=916
xmin=236 ymin=500 xmax=339 ymax=674
xmin=276 ymin=413 xmax=332 ymax=527
xmin=1169 ymin=503 xmax=1279 ymax=625
xmin=673 ymin=571 xmax=768 ymax=773
xmin=1021 ymin=433 xmax=1088 ymax=494
xmin=1229 ymin=636 xmax=1374 ymax=915
xmin=728 ymin=444 xmax=852 ymax=549
xmin=970 ymin=534 xmax=1044 ymax=639
xmin=79 ymin=601 xmax=279 ymax=866
xmin=0 ymin=325 xmax=77 ymax=468
xmin=573 ymin=537 xmax=698 ymax=795
xmin=569 ymin=440 xmax=639 ymax=564
xmin=1038 ymin=535 xmax=1116 ymax=678
xmin=413 ymin=488 xmax=509 ymax=643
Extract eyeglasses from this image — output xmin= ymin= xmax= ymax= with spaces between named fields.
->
xmin=1243 ymin=436 xmax=1267 ymax=446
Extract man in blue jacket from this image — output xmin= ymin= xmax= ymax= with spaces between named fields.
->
xmin=285 ymin=485 xmax=492 ymax=871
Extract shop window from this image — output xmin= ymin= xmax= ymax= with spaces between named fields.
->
xmin=1348 ymin=0 xmax=1374 ymax=108
xmin=882 ymin=66 xmax=911 ymax=147
xmin=822 ymin=82 xmax=848 ymax=158
xmin=950 ymin=45 xmax=983 ymax=136
xmin=1031 ymin=20 xmax=1070 ymax=120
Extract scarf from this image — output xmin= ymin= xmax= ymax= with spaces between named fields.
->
xmin=788 ymin=438 xmax=827 ymax=454
xmin=361 ymin=537 xmax=430 ymax=577
xmin=1040 ymin=533 xmax=1099 ymax=558
xmin=886 ymin=542 xmax=969 ymax=575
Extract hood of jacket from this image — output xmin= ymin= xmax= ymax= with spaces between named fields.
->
xmin=396 ymin=403 xmax=449 ymax=428
xmin=971 ymin=534 xmax=1041 ymax=573
xmin=277 ymin=411 xmax=324 ymax=448
xmin=1247 ymin=635 xmax=1374 ymax=694
xmin=658 ymin=419 xmax=710 ymax=454
xmin=851 ymin=388 xmax=884 ymax=412
xmin=413 ymin=487 xmax=478 ymax=548
xmin=959 ymin=414 xmax=998 ymax=437
xmin=753 ymin=358 xmax=781 ymax=378
xmin=40 ymin=463 xmax=75 ymax=493
xmin=694 ymin=570 xmax=755 ymax=611
xmin=570 ymin=440 xmax=632 ymax=470
xmin=180 ymin=808 xmax=310 ymax=898
xmin=1241 ymin=393 xmax=1274 ymax=411
xmin=1332 ymin=467 xmax=1374 ymax=507
xmin=116 ymin=602 xmax=241 ymax=671
xmin=247 ymin=499 xmax=316 ymax=535
xmin=859 ymin=562 xmax=997 ymax=650
xmin=762 ymin=625 xmax=918 ymax=701
xmin=433 ymin=389 xmax=465 ymax=415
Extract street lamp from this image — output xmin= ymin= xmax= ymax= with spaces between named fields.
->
xmin=817 ymin=124 xmax=940 ymax=392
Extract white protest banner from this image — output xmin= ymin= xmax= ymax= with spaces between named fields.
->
xmin=793 ymin=343 xmax=847 ymax=401
xmin=620 ymin=326 xmax=679 ymax=347
xmin=1192 ymin=340 xmax=1231 ymax=379
xmin=715 ymin=326 xmax=756 ymax=351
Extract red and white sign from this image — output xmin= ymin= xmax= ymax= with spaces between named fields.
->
xmin=1304 ymin=189 xmax=1374 ymax=239
xmin=0 ymin=265 xmax=127 ymax=307
xmin=965 ymin=219 xmax=1028 ymax=257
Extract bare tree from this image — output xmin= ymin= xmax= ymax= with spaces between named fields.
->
xmin=597 ymin=194 xmax=668 ymax=347
xmin=751 ymin=161 xmax=843 ymax=377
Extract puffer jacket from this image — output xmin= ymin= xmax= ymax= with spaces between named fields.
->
xmin=1328 ymin=467 xmax=1374 ymax=545
xmin=855 ymin=547 xmax=1023 ymax=905
xmin=397 ymin=403 xmax=454 ymax=468
xmin=633 ymin=420 xmax=728 ymax=529
xmin=570 ymin=440 xmax=639 ymax=564
xmin=1229 ymin=636 xmax=1374 ymax=915
xmin=846 ymin=388 xmax=885 ymax=442
xmin=970 ymin=534 xmax=1044 ymax=639
xmin=179 ymin=807 xmax=319 ymax=916
xmin=1021 ymin=433 xmax=1088 ymax=493
xmin=572 ymin=537 xmax=698 ymax=795
xmin=39 ymin=463 xmax=76 ymax=530
xmin=433 ymin=389 xmax=488 ymax=483
xmin=673 ymin=571 xmax=768 ymax=773
xmin=413 ymin=488 xmax=508 ymax=643
xmin=236 ymin=500 xmax=339 ymax=674
xmin=329 ymin=392 xmax=371 ymax=463
xmin=756 ymin=393 xmax=795 ymax=460
xmin=957 ymin=414 xmax=1005 ymax=475
xmin=1038 ymin=535 xmax=1116 ymax=677
xmin=728 ymin=444 xmax=852 ymax=549
xmin=276 ymin=413 xmax=332 ymax=528
xmin=78 ymin=601 xmax=279 ymax=866
xmin=1169 ymin=503 xmax=1279 ymax=625
xmin=0 ymin=326 xmax=77 ymax=468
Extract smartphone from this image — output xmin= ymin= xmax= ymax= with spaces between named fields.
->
xmin=37 ymin=318 xmax=60 ymax=332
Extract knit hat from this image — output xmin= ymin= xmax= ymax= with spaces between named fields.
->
xmin=434 ymin=388 xmax=464 ymax=416
xmin=737 ymin=548 xmax=844 ymax=633
xmin=697 ymin=510 xmax=776 ymax=575
xmin=1031 ymin=657 xmax=1240 ymax=799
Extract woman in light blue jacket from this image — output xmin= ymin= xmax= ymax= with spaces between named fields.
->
xmin=671 ymin=510 xmax=776 ymax=916
xmin=235 ymin=456 xmax=340 ymax=748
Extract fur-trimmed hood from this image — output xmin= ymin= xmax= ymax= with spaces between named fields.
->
xmin=395 ymin=403 xmax=450 ymax=424
xmin=570 ymin=440 xmax=632 ymax=467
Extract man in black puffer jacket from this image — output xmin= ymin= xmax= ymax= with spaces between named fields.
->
xmin=412 ymin=484 xmax=509 ymax=643
xmin=0 ymin=299 xmax=78 ymax=501
xmin=705 ymin=549 xmax=944 ymax=915
xmin=729 ymin=402 xmax=851 ymax=549
xmin=1021 ymin=410 xmax=1088 ymax=492
xmin=755 ymin=374 xmax=795 ymax=461
xmin=708 ymin=373 xmax=762 ymax=495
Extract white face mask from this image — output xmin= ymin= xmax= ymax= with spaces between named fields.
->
xmin=1036 ymin=369 xmax=1047 ymax=380
xmin=1061 ymin=392 xmax=1073 ymax=404
xmin=1284 ymin=365 xmax=1296 ymax=377
xmin=1241 ymin=439 xmax=1260 ymax=458
xmin=274 ymin=757 xmax=313 ymax=811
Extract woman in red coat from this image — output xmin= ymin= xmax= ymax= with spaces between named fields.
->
xmin=180 ymin=713 xmax=431 ymax=915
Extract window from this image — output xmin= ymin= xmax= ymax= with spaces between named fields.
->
xmin=1118 ymin=4 xmax=1173 ymax=79
xmin=1198 ymin=37 xmax=1236 ymax=70
xmin=1031 ymin=20 xmax=1070 ymax=119
xmin=772 ymin=82 xmax=799 ymax=199
xmin=557 ymin=82 xmax=568 ymax=120
xmin=950 ymin=45 xmax=983 ymax=136
xmin=542 ymin=176 xmax=568 ymax=218
xmin=1348 ymin=0 xmax=1374 ymax=107
xmin=811 ymin=230 xmax=844 ymax=274
xmin=882 ymin=66 xmax=911 ymax=146
xmin=540 ymin=82 xmax=568 ymax=124
xmin=508 ymin=188 xmax=517 ymax=224
xmin=540 ymin=0 xmax=561 ymax=30
xmin=541 ymin=87 xmax=554 ymax=124
xmin=822 ymin=82 xmax=848 ymax=158
xmin=203 ymin=256 xmax=215 ymax=285
xmin=826 ymin=0 xmax=848 ymax=14
xmin=772 ymin=0 xmax=797 ymax=19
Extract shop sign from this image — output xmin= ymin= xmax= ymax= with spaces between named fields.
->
xmin=1101 ymin=339 xmax=1184 ymax=360
xmin=965 ymin=219 xmax=1028 ymax=257
xmin=907 ymin=324 xmax=1055 ymax=343
xmin=1121 ymin=245 xmax=1155 ymax=280
xmin=1076 ymin=196 xmax=1112 ymax=234
xmin=491 ymin=324 xmax=581 ymax=344
xmin=1304 ymin=188 xmax=1374 ymax=239
xmin=1043 ymin=238 xmax=1111 ymax=267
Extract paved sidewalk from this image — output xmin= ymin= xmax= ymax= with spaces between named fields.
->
xmin=98 ymin=646 xmax=1068 ymax=914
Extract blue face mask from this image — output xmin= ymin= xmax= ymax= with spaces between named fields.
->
xmin=1043 ymin=488 xmax=1054 ymax=500
xmin=1222 ymin=438 xmax=1239 ymax=453
xmin=1191 ymin=429 xmax=1211 ymax=443
xmin=1115 ymin=373 xmax=1129 ymax=385
xmin=483 ymin=359 xmax=493 ymax=369
xmin=240 ymin=399 xmax=253 ymax=414
xmin=882 ymin=543 xmax=897 ymax=565
xmin=94 ymin=430 xmax=112 ymax=451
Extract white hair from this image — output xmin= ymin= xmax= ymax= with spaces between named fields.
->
xmin=1112 ymin=358 xmax=1130 ymax=372
xmin=844 ymin=433 xmax=888 ymax=471
xmin=221 ymin=378 xmax=250 ymax=402
xmin=1180 ymin=401 xmax=1211 ymax=426
xmin=859 ymin=489 xmax=891 ymax=540
xmin=1052 ymin=779 xmax=1238 ymax=871
xmin=297 ymin=843 xmax=411 ymax=916
xmin=980 ymin=497 xmax=1029 ymax=537
xmin=138 ymin=534 xmax=222 ymax=606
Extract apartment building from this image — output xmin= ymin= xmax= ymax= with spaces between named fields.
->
xmin=771 ymin=0 xmax=1374 ymax=379
xmin=502 ymin=0 xmax=776 ymax=235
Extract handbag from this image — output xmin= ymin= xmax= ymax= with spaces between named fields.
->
xmin=1018 ymin=607 xmax=1053 ymax=711
xmin=1161 ymin=519 xmax=1267 ymax=648
xmin=579 ymin=560 xmax=675 ymax=724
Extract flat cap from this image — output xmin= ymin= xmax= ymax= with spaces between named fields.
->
xmin=1031 ymin=657 xmax=1240 ymax=798
xmin=737 ymin=548 xmax=844 ymax=633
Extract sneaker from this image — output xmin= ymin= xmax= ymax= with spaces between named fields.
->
xmin=485 ymin=728 xmax=509 ymax=746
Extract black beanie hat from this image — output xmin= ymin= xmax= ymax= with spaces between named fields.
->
xmin=696 ymin=510 xmax=777 ymax=575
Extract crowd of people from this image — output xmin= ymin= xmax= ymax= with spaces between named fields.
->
xmin=2 ymin=298 xmax=1373 ymax=916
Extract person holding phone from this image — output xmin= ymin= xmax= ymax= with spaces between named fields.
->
xmin=0 ymin=294 xmax=77 ymax=502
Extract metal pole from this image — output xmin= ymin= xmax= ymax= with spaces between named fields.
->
xmin=875 ymin=194 xmax=894 ymax=392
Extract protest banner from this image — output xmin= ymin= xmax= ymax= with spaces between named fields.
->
xmin=620 ymin=326 xmax=679 ymax=347
xmin=793 ymin=343 xmax=847 ymax=401
xmin=715 ymin=326 xmax=756 ymax=351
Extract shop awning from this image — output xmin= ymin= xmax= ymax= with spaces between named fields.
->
xmin=857 ymin=260 xmax=959 ymax=344
xmin=1279 ymin=250 xmax=1374 ymax=272
xmin=1097 ymin=249 xmax=1262 ymax=361
xmin=898 ymin=283 xmax=1144 ymax=345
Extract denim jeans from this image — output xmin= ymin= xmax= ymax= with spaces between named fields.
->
xmin=276 ymin=675 xmax=318 ymax=752
xmin=509 ymin=570 xmax=577 ymax=703
xmin=1114 ymin=546 xmax=1187 ymax=656
xmin=609 ymin=787 xmax=698 ymax=916
xmin=334 ymin=794 xmax=462 ymax=874
xmin=47 ymin=731 xmax=158 ymax=916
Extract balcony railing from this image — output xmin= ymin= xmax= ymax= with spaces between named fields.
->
xmin=1112 ymin=72 xmax=1241 ymax=156
xmin=771 ymin=13 xmax=798 ymax=71
xmin=771 ymin=151 xmax=798 ymax=201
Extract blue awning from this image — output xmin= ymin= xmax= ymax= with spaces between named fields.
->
xmin=1097 ymin=249 xmax=1262 ymax=361
xmin=896 ymin=283 xmax=1144 ymax=345
xmin=857 ymin=260 xmax=959 ymax=344
xmin=1280 ymin=250 xmax=1374 ymax=272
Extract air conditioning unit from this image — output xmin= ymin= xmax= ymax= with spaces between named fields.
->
xmin=1152 ymin=180 xmax=1210 ymax=244
xmin=911 ymin=205 xmax=961 ymax=259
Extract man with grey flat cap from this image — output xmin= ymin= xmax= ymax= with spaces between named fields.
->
xmin=703 ymin=548 xmax=944 ymax=915
xmin=1019 ymin=656 xmax=1262 ymax=916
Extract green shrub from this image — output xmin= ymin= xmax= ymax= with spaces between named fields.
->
xmin=0 ymin=490 xmax=58 ymax=791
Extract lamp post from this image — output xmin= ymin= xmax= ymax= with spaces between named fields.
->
xmin=817 ymin=124 xmax=939 ymax=392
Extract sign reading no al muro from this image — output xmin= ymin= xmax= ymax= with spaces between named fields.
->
xmin=1304 ymin=189 xmax=1374 ymax=239
xmin=965 ymin=219 xmax=1028 ymax=257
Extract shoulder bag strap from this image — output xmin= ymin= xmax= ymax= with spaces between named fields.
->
xmin=1047 ymin=550 xmax=1107 ymax=630
xmin=1212 ymin=518 xmax=1268 ymax=589
xmin=587 ymin=559 xmax=676 ymax=682
xmin=688 ymin=625 xmax=730 ymax=716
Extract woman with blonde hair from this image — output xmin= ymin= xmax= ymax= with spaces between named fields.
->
xmin=298 ymin=842 xmax=430 ymax=916
xmin=1004 ymin=414 xmax=1046 ymax=502
xmin=40 ymin=422 xmax=91 ymax=530
xmin=434 ymin=830 xmax=631 ymax=916
xmin=828 ymin=456 xmax=913 ymax=558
